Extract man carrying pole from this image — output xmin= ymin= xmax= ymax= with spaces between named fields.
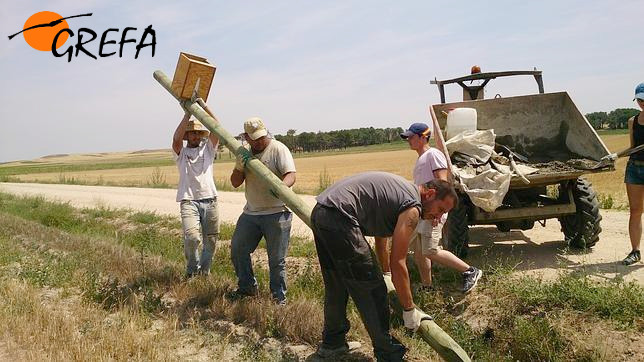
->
xmin=228 ymin=118 xmax=297 ymax=305
xmin=172 ymin=111 xmax=220 ymax=278
xmin=311 ymin=171 xmax=456 ymax=361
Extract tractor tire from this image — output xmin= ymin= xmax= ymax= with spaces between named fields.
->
xmin=558 ymin=178 xmax=602 ymax=249
xmin=446 ymin=193 xmax=470 ymax=258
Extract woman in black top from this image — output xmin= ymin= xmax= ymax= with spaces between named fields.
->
xmin=622 ymin=82 xmax=644 ymax=265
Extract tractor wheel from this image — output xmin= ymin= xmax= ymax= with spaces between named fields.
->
xmin=446 ymin=193 xmax=470 ymax=258
xmin=558 ymin=178 xmax=602 ymax=249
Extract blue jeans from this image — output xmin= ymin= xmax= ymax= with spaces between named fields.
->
xmin=231 ymin=211 xmax=292 ymax=302
xmin=180 ymin=198 xmax=220 ymax=275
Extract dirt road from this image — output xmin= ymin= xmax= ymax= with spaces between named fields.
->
xmin=1 ymin=182 xmax=641 ymax=284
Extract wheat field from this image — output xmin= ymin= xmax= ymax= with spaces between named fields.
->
xmin=11 ymin=134 xmax=630 ymax=205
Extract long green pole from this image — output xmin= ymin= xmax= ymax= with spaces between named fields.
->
xmin=383 ymin=277 xmax=471 ymax=362
xmin=154 ymin=69 xmax=469 ymax=361
xmin=153 ymin=70 xmax=312 ymax=227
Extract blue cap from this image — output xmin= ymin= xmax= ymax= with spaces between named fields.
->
xmin=635 ymin=82 xmax=644 ymax=101
xmin=400 ymin=122 xmax=432 ymax=139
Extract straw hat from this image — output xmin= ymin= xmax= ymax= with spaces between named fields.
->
xmin=184 ymin=119 xmax=210 ymax=140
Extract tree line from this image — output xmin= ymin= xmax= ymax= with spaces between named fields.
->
xmin=273 ymin=127 xmax=404 ymax=152
xmin=265 ymin=106 xmax=639 ymax=153
xmin=585 ymin=108 xmax=639 ymax=130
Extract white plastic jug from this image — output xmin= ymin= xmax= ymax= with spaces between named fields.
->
xmin=446 ymin=108 xmax=477 ymax=140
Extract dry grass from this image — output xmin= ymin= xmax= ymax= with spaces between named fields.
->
xmin=13 ymin=150 xmax=418 ymax=194
xmin=9 ymin=134 xmax=630 ymax=202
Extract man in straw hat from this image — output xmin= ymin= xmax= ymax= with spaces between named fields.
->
xmin=228 ymin=117 xmax=296 ymax=305
xmin=172 ymin=112 xmax=220 ymax=278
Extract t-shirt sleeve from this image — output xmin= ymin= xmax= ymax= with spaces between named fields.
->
xmin=427 ymin=148 xmax=448 ymax=171
xmin=276 ymin=143 xmax=296 ymax=175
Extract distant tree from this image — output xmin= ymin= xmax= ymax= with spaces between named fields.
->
xmin=585 ymin=111 xmax=609 ymax=130
xmin=273 ymin=125 xmax=408 ymax=152
xmin=608 ymin=108 xmax=639 ymax=129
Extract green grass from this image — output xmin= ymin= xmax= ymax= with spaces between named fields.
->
xmin=596 ymin=128 xmax=629 ymax=135
xmin=499 ymin=272 xmax=644 ymax=328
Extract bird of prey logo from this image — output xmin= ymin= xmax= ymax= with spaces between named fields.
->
xmin=8 ymin=11 xmax=92 ymax=51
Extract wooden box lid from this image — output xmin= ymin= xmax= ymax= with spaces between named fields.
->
xmin=171 ymin=52 xmax=216 ymax=101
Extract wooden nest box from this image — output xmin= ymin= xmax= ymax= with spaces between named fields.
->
xmin=171 ymin=52 xmax=216 ymax=101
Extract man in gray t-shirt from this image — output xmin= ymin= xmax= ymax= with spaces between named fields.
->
xmin=311 ymin=171 xmax=456 ymax=360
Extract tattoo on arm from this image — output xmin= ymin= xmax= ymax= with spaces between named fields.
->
xmin=405 ymin=209 xmax=419 ymax=230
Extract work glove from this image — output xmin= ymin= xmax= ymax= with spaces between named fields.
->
xmin=601 ymin=153 xmax=617 ymax=162
xmin=403 ymin=307 xmax=432 ymax=332
xmin=235 ymin=148 xmax=252 ymax=172
xmin=383 ymin=271 xmax=392 ymax=286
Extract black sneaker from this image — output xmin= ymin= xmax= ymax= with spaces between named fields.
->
xmin=622 ymin=250 xmax=641 ymax=266
xmin=462 ymin=267 xmax=482 ymax=293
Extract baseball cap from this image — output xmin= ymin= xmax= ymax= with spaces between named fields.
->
xmin=400 ymin=122 xmax=432 ymax=139
xmin=244 ymin=117 xmax=268 ymax=140
xmin=635 ymin=82 xmax=644 ymax=101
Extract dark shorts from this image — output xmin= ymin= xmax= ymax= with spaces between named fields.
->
xmin=625 ymin=159 xmax=644 ymax=185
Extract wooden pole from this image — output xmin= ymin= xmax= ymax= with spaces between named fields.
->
xmin=153 ymin=70 xmax=312 ymax=227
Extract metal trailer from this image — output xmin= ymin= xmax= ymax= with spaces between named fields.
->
xmin=429 ymin=70 xmax=614 ymax=257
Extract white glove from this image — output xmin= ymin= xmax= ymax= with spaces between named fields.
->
xmin=602 ymin=153 xmax=617 ymax=162
xmin=403 ymin=307 xmax=432 ymax=332
xmin=383 ymin=272 xmax=392 ymax=286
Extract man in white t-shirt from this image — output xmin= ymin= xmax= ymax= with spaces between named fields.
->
xmin=376 ymin=122 xmax=482 ymax=293
xmin=228 ymin=117 xmax=296 ymax=304
xmin=173 ymin=112 xmax=220 ymax=278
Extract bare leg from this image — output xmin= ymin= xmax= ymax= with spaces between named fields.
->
xmin=626 ymin=183 xmax=644 ymax=252
xmin=428 ymin=250 xmax=469 ymax=273
xmin=412 ymin=244 xmax=433 ymax=286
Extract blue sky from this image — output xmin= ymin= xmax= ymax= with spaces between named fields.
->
xmin=1 ymin=0 xmax=642 ymax=162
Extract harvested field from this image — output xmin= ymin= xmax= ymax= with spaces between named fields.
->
xmin=4 ymin=134 xmax=629 ymax=204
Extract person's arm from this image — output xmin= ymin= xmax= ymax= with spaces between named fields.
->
xmin=172 ymin=112 xmax=190 ymax=155
xmin=629 ymin=117 xmax=635 ymax=149
xmin=277 ymin=143 xmax=297 ymax=187
xmin=230 ymin=165 xmax=246 ymax=188
xmin=432 ymin=168 xmax=449 ymax=181
xmin=428 ymin=148 xmax=449 ymax=182
xmin=374 ymin=237 xmax=390 ymax=273
xmin=281 ymin=172 xmax=296 ymax=187
xmin=390 ymin=207 xmax=420 ymax=310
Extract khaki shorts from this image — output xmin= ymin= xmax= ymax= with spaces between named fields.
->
xmin=409 ymin=218 xmax=444 ymax=255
